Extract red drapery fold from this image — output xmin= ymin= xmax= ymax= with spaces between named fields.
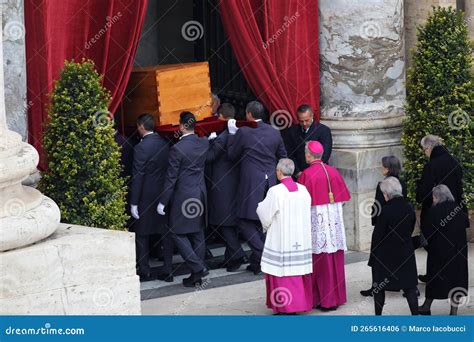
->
xmin=25 ymin=0 xmax=148 ymax=170
xmin=219 ymin=0 xmax=320 ymax=123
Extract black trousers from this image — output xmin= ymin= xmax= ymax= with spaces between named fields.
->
xmin=135 ymin=234 xmax=151 ymax=276
xmin=239 ymin=219 xmax=265 ymax=268
xmin=160 ymin=233 xmax=174 ymax=274
xmin=170 ymin=230 xmax=206 ymax=273
xmin=214 ymin=225 xmax=245 ymax=262
xmin=374 ymin=288 xmax=419 ymax=315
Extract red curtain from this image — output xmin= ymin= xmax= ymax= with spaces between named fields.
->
xmin=219 ymin=0 xmax=320 ymax=123
xmin=25 ymin=0 xmax=148 ymax=170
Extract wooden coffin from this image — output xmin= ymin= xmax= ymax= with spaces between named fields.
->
xmin=120 ymin=62 xmax=212 ymax=126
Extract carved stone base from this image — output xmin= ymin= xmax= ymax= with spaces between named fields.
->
xmin=0 ymin=224 xmax=141 ymax=315
xmin=329 ymin=145 xmax=404 ymax=251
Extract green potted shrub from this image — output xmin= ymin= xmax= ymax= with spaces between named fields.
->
xmin=39 ymin=59 xmax=128 ymax=230
xmin=402 ymin=6 xmax=473 ymax=206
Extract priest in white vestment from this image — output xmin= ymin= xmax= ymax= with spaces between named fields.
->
xmin=256 ymin=158 xmax=313 ymax=314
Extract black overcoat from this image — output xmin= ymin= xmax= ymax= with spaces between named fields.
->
xmin=160 ymin=134 xmax=209 ymax=234
xmin=424 ymin=201 xmax=469 ymax=299
xmin=227 ymin=121 xmax=287 ymax=221
xmin=129 ymin=133 xmax=170 ymax=235
xmin=206 ymin=129 xmax=239 ymax=227
xmin=369 ymin=197 xmax=418 ymax=291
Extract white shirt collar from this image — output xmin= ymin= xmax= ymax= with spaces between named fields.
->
xmin=180 ymin=132 xmax=194 ymax=140
xmin=140 ymin=131 xmax=154 ymax=141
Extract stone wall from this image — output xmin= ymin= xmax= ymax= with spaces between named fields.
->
xmin=404 ymin=0 xmax=457 ymax=68
xmin=1 ymin=0 xmax=27 ymax=140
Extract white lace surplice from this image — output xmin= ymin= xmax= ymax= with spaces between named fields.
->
xmin=311 ymin=202 xmax=347 ymax=254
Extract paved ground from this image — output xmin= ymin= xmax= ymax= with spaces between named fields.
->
xmin=141 ymin=244 xmax=474 ymax=316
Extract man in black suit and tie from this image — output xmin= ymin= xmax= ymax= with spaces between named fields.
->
xmin=286 ymin=104 xmax=333 ymax=177
xmin=129 ymin=114 xmax=171 ymax=282
xmin=206 ymin=103 xmax=246 ymax=272
xmin=227 ymin=101 xmax=287 ymax=274
xmin=158 ymin=112 xmax=210 ymax=287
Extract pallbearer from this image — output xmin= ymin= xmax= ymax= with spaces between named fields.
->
xmin=206 ymin=103 xmax=246 ymax=272
xmin=226 ymin=101 xmax=287 ymax=275
xmin=129 ymin=114 xmax=171 ymax=282
xmin=298 ymin=141 xmax=351 ymax=311
xmin=158 ymin=112 xmax=209 ymax=287
xmin=257 ymin=159 xmax=313 ymax=315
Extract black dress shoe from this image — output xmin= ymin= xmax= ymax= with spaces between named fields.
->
xmin=226 ymin=260 xmax=242 ymax=272
xmin=246 ymin=264 xmax=262 ymax=275
xmin=139 ymin=273 xmax=156 ymax=282
xmin=182 ymin=268 xmax=209 ymax=287
xmin=205 ymin=249 xmax=214 ymax=260
xmin=317 ymin=305 xmax=338 ymax=312
xmin=156 ymin=273 xmax=174 ymax=282
xmin=418 ymin=274 xmax=429 ymax=283
xmin=360 ymin=288 xmax=374 ymax=297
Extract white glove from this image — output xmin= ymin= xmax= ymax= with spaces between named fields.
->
xmin=131 ymin=205 xmax=139 ymax=219
xmin=157 ymin=203 xmax=166 ymax=215
xmin=227 ymin=119 xmax=238 ymax=135
xmin=208 ymin=132 xmax=217 ymax=140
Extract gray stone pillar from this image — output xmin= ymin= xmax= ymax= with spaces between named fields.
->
xmin=319 ymin=0 xmax=405 ymax=251
xmin=1 ymin=0 xmax=27 ymax=140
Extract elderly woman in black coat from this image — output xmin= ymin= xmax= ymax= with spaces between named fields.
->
xmin=416 ymin=135 xmax=468 ymax=283
xmin=361 ymin=156 xmax=407 ymax=296
xmin=418 ymin=185 xmax=469 ymax=315
xmin=368 ymin=177 xmax=419 ymax=315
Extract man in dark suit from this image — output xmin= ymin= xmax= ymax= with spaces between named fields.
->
xmin=158 ymin=112 xmax=210 ymax=287
xmin=206 ymin=103 xmax=246 ymax=272
xmin=129 ymin=114 xmax=171 ymax=282
xmin=227 ymin=101 xmax=287 ymax=274
xmin=286 ymin=104 xmax=332 ymax=177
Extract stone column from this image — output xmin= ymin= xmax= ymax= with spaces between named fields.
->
xmin=465 ymin=0 xmax=474 ymax=41
xmin=404 ymin=0 xmax=457 ymax=68
xmin=1 ymin=0 xmax=27 ymax=140
xmin=0 ymin=9 xmax=60 ymax=251
xmin=319 ymin=0 xmax=405 ymax=251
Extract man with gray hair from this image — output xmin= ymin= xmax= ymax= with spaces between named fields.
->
xmin=416 ymin=134 xmax=467 ymax=283
xmin=257 ymin=158 xmax=313 ymax=314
